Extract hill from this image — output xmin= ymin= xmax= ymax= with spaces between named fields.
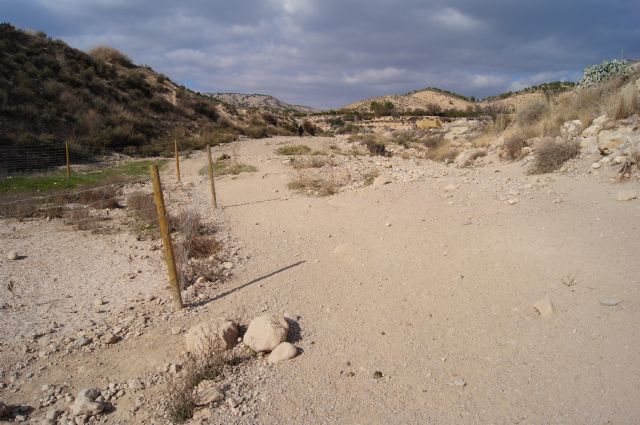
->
xmin=206 ymin=92 xmax=319 ymax=114
xmin=342 ymin=88 xmax=474 ymax=115
xmin=0 ymin=24 xmax=300 ymax=160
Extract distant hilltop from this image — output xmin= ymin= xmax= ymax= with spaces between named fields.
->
xmin=206 ymin=93 xmax=320 ymax=114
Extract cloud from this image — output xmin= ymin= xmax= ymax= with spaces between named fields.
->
xmin=1 ymin=0 xmax=639 ymax=108
xmin=429 ymin=7 xmax=484 ymax=31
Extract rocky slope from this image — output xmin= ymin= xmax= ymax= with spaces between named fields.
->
xmin=206 ymin=93 xmax=319 ymax=114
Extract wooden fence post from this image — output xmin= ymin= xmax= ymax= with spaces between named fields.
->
xmin=150 ymin=163 xmax=183 ymax=309
xmin=206 ymin=145 xmax=218 ymax=208
xmin=174 ymin=140 xmax=181 ymax=183
xmin=65 ymin=141 xmax=71 ymax=178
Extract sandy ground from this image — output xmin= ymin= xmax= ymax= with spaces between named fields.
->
xmin=1 ymin=135 xmax=639 ymax=424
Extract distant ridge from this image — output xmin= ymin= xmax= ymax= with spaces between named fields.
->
xmin=206 ymin=93 xmax=319 ymax=114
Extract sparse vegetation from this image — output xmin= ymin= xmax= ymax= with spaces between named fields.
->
xmin=276 ymin=145 xmax=312 ymax=155
xmin=516 ymin=100 xmax=548 ymax=127
xmin=288 ymin=175 xmax=339 ymax=196
xmin=530 ymin=138 xmax=580 ymax=174
xmin=502 ymin=135 xmax=529 ymax=160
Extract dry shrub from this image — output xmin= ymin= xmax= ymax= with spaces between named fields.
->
xmin=172 ymin=209 xmax=201 ymax=238
xmin=423 ymin=136 xmax=458 ymax=162
xmin=530 ymin=138 xmax=580 ymax=174
xmin=292 ymin=156 xmax=332 ymax=169
xmin=127 ymin=191 xmax=156 ymax=226
xmin=76 ymin=185 xmax=120 ymax=209
xmin=276 ymin=145 xmax=311 ymax=155
xmin=502 ymin=135 xmax=529 ymax=160
xmin=187 ymin=235 xmax=221 ymax=260
xmin=0 ymin=196 xmax=66 ymax=219
xmin=88 ymin=46 xmax=132 ymax=67
xmin=363 ymin=169 xmax=380 ymax=186
xmin=421 ymin=134 xmax=445 ymax=148
xmin=166 ymin=351 xmax=224 ymax=423
xmin=288 ymin=175 xmax=339 ymax=196
xmin=607 ymin=84 xmax=640 ymax=120
xmin=517 ymin=100 xmax=548 ymax=127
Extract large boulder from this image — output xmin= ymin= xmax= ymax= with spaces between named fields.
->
xmin=597 ymin=127 xmax=638 ymax=155
xmin=243 ymin=314 xmax=289 ymax=352
xmin=185 ymin=320 xmax=239 ymax=355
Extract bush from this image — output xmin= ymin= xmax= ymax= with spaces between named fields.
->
xmin=517 ymin=100 xmax=548 ymax=127
xmin=502 ymin=135 xmax=529 ymax=160
xmin=276 ymin=145 xmax=311 ymax=155
xmin=530 ymin=138 xmax=580 ymax=174
xmin=88 ymin=46 xmax=133 ymax=67
xmin=288 ymin=175 xmax=338 ymax=196
xmin=127 ymin=191 xmax=156 ymax=226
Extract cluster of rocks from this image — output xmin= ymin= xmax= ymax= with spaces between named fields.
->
xmin=180 ymin=313 xmax=299 ymax=417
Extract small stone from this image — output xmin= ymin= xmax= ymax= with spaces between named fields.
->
xmin=74 ymin=337 xmax=91 ymax=348
xmin=93 ymin=299 xmax=104 ymax=307
xmin=185 ymin=320 xmax=239 ymax=354
xmin=599 ymin=297 xmax=620 ymax=307
xmin=70 ymin=395 xmax=104 ymax=416
xmin=227 ymin=396 xmax=241 ymax=408
xmin=169 ymin=363 xmax=182 ymax=375
xmin=616 ymin=191 xmax=637 ymax=201
xmin=533 ymin=298 xmax=554 ymax=318
xmin=192 ymin=407 xmax=213 ymax=420
xmin=443 ymin=184 xmax=459 ymax=192
xmin=222 ymin=262 xmax=234 ymax=270
xmin=268 ymin=342 xmax=298 ymax=364
xmin=507 ymin=198 xmax=518 ymax=205
xmin=45 ymin=409 xmax=63 ymax=420
xmin=452 ymin=378 xmax=467 ymax=388
xmin=591 ymin=162 xmax=601 ymax=169
xmin=193 ymin=381 xmax=224 ymax=406
xmin=102 ymin=333 xmax=119 ymax=344
xmin=384 ymin=222 xmax=391 ymax=227
xmin=14 ymin=414 xmax=26 ymax=422
xmin=373 ymin=371 xmax=383 ymax=379
xmin=171 ymin=327 xmax=182 ymax=335
xmin=7 ymin=251 xmax=18 ymax=261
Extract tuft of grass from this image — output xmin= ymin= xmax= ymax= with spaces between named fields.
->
xmin=530 ymin=138 xmax=580 ymax=174
xmin=276 ymin=145 xmax=312 ymax=155
xmin=291 ymin=156 xmax=333 ymax=169
xmin=288 ymin=175 xmax=339 ymax=196
xmin=516 ymin=100 xmax=548 ymax=127
xmin=198 ymin=159 xmax=257 ymax=177
xmin=363 ymin=169 xmax=380 ymax=186
xmin=127 ymin=191 xmax=157 ymax=227
xmin=421 ymin=136 xmax=458 ymax=162
xmin=166 ymin=351 xmax=225 ymax=423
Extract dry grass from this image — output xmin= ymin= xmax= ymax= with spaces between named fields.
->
xmin=291 ymin=156 xmax=333 ymax=169
xmin=607 ymin=84 xmax=640 ymax=120
xmin=166 ymin=350 xmax=225 ymax=423
xmin=502 ymin=135 xmax=529 ymax=160
xmin=516 ymin=100 xmax=548 ymax=127
xmin=276 ymin=145 xmax=312 ymax=155
xmin=363 ymin=169 xmax=380 ymax=186
xmin=172 ymin=209 xmax=201 ymax=238
xmin=530 ymin=138 xmax=580 ymax=174
xmin=76 ymin=185 xmax=120 ymax=209
xmin=422 ymin=136 xmax=459 ymax=162
xmin=127 ymin=191 xmax=157 ymax=226
xmin=288 ymin=175 xmax=339 ymax=196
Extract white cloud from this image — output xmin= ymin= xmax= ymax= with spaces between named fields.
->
xmin=469 ymin=74 xmax=508 ymax=88
xmin=343 ymin=67 xmax=406 ymax=85
xmin=429 ymin=8 xmax=483 ymax=31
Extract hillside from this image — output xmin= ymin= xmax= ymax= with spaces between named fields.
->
xmin=0 ymin=24 xmax=299 ymax=160
xmin=342 ymin=88 xmax=474 ymax=114
xmin=206 ymin=92 xmax=319 ymax=114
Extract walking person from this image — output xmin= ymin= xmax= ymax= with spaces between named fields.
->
xmin=298 ymin=124 xmax=304 ymax=138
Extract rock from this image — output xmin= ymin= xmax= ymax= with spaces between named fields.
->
xmin=14 ymin=414 xmax=26 ymax=422
xmin=185 ymin=320 xmax=239 ymax=354
xmin=443 ymin=184 xmax=459 ymax=192
xmin=74 ymin=337 xmax=91 ymax=348
xmin=452 ymin=378 xmax=467 ymax=388
xmin=268 ymin=342 xmax=298 ymax=364
xmin=613 ymin=155 xmax=627 ymax=164
xmin=193 ymin=380 xmax=224 ymax=406
xmin=0 ymin=401 xmax=9 ymax=418
xmin=77 ymin=389 xmax=100 ymax=400
xmin=372 ymin=175 xmax=393 ymax=187
xmin=192 ymin=407 xmax=213 ymax=420
xmin=169 ymin=363 xmax=182 ymax=375
xmin=580 ymin=136 xmax=598 ymax=153
xmin=597 ymin=129 xmax=632 ymax=154
xmin=243 ymin=314 xmax=289 ymax=352
xmin=533 ymin=298 xmax=554 ymax=318
xmin=6 ymin=251 xmax=18 ymax=261
xmin=591 ymin=162 xmax=601 ymax=169
xmin=45 ymin=409 xmax=62 ymax=420
xmin=102 ymin=333 xmax=119 ymax=344
xmin=227 ymin=396 xmax=242 ymax=409
xmin=507 ymin=199 xmax=518 ymax=205
xmin=560 ymin=120 xmax=583 ymax=140
xmin=454 ymin=148 xmax=487 ymax=167
xmin=616 ymin=190 xmax=637 ymax=201
xmin=41 ymin=420 xmax=56 ymax=425
xmin=70 ymin=395 xmax=104 ymax=416
xmin=127 ymin=378 xmax=144 ymax=391
xmin=92 ymin=299 xmax=104 ymax=307
xmin=222 ymin=262 xmax=234 ymax=270
xmin=599 ymin=297 xmax=621 ymax=306
xmin=171 ymin=327 xmax=182 ymax=335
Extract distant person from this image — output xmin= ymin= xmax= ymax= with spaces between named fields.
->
xmin=298 ymin=125 xmax=304 ymax=138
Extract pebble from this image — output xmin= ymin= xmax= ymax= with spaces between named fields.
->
xmin=616 ymin=191 xmax=637 ymax=201
xmin=222 ymin=262 xmax=234 ymax=270
xmin=452 ymin=378 xmax=467 ymax=388
xmin=74 ymin=337 xmax=91 ymax=348
xmin=533 ymin=298 xmax=554 ymax=318
xmin=591 ymin=162 xmax=601 ymax=169
xmin=7 ymin=250 xmax=18 ymax=260
xmin=599 ymin=297 xmax=620 ymax=306
xmin=227 ymin=396 xmax=242 ymax=408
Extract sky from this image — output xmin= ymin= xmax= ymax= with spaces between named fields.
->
xmin=2 ymin=0 xmax=639 ymax=109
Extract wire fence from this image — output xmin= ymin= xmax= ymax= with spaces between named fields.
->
xmin=0 ymin=143 xmax=130 ymax=177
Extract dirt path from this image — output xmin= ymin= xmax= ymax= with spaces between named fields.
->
xmin=2 ymin=135 xmax=639 ymax=424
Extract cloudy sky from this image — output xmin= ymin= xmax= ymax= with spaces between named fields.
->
xmin=3 ymin=0 xmax=639 ymax=108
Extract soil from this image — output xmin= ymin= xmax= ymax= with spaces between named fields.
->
xmin=1 ymin=135 xmax=639 ymax=424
